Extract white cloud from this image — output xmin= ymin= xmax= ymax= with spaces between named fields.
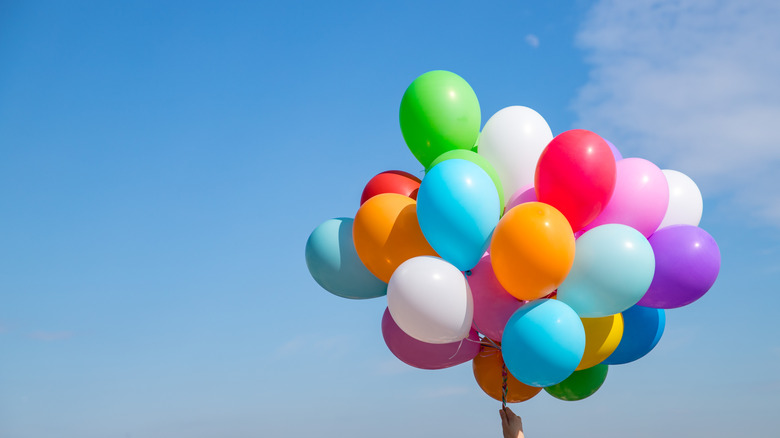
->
xmin=572 ymin=0 xmax=780 ymax=224
xmin=525 ymin=34 xmax=540 ymax=48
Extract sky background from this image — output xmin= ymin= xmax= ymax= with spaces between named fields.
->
xmin=1 ymin=1 xmax=779 ymax=437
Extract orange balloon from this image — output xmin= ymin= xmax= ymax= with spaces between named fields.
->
xmin=578 ymin=314 xmax=624 ymax=370
xmin=490 ymin=202 xmax=575 ymax=300
xmin=473 ymin=345 xmax=542 ymax=403
xmin=352 ymin=193 xmax=438 ymax=282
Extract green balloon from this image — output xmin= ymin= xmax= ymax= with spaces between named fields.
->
xmin=428 ymin=150 xmax=505 ymax=215
xmin=544 ymin=364 xmax=609 ymax=401
xmin=399 ymin=71 xmax=481 ymax=169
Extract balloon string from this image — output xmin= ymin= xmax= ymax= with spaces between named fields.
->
xmin=447 ymin=338 xmax=465 ymax=360
xmin=501 ymin=360 xmax=508 ymax=410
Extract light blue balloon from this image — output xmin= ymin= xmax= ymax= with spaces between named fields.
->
xmin=602 ymin=305 xmax=665 ymax=365
xmin=416 ymin=159 xmax=500 ymax=271
xmin=502 ymin=299 xmax=585 ymax=387
xmin=558 ymin=224 xmax=656 ymax=317
xmin=305 ymin=218 xmax=387 ymax=299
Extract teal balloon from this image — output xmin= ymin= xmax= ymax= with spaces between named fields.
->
xmin=416 ymin=159 xmax=500 ymax=271
xmin=305 ymin=218 xmax=387 ymax=299
xmin=544 ymin=364 xmax=609 ymax=401
xmin=502 ymin=299 xmax=585 ymax=387
xmin=558 ymin=224 xmax=655 ymax=318
xmin=602 ymin=305 xmax=665 ymax=364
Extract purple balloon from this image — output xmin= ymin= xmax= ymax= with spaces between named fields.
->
xmin=605 ymin=139 xmax=623 ymax=161
xmin=381 ymin=308 xmax=480 ymax=370
xmin=638 ymin=225 xmax=720 ymax=308
xmin=468 ymin=252 xmax=526 ymax=342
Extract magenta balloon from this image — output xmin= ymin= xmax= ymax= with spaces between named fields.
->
xmin=468 ymin=252 xmax=526 ymax=341
xmin=381 ymin=308 xmax=480 ymax=369
xmin=504 ymin=184 xmax=537 ymax=214
xmin=581 ymin=158 xmax=669 ymax=237
xmin=637 ymin=225 xmax=720 ymax=308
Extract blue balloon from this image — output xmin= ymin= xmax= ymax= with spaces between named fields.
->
xmin=557 ymin=224 xmax=656 ymax=317
xmin=416 ymin=159 xmax=500 ymax=271
xmin=502 ymin=299 xmax=585 ymax=387
xmin=602 ymin=305 xmax=665 ymax=365
xmin=305 ymin=218 xmax=387 ymax=299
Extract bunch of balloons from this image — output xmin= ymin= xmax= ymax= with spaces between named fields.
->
xmin=305 ymin=70 xmax=721 ymax=403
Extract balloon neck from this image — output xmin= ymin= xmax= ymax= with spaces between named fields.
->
xmin=465 ymin=270 xmax=472 ymax=276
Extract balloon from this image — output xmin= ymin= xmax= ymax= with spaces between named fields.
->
xmin=305 ymin=218 xmax=388 ymax=299
xmin=468 ymin=252 xmax=526 ymax=342
xmin=387 ymin=256 xmax=474 ymax=344
xmin=535 ymin=129 xmax=617 ymax=231
xmin=399 ymin=71 xmax=481 ymax=169
xmin=502 ymin=299 xmax=585 ymax=387
xmin=352 ymin=193 xmax=437 ymax=282
xmin=605 ymin=139 xmax=622 ymax=161
xmin=360 ymin=170 xmax=421 ymax=205
xmin=603 ymin=305 xmax=665 ymax=365
xmin=558 ymin=224 xmax=655 ymax=317
xmin=417 ymin=159 xmax=500 ymax=271
xmin=504 ymin=183 xmax=537 ymax=213
xmin=490 ymin=202 xmax=575 ymax=301
xmin=381 ymin=308 xmax=480 ymax=370
xmin=544 ymin=364 xmax=609 ymax=401
xmin=429 ymin=149 xmax=505 ymax=213
xmin=580 ymin=158 xmax=669 ymax=238
xmin=477 ymin=106 xmax=554 ymax=198
xmin=472 ymin=345 xmax=542 ymax=403
xmin=637 ymin=225 xmax=720 ymax=308
xmin=578 ymin=314 xmax=623 ymax=370
xmin=657 ymin=169 xmax=703 ymax=229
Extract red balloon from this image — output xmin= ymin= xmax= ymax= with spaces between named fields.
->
xmin=360 ymin=170 xmax=421 ymax=205
xmin=534 ymin=130 xmax=616 ymax=231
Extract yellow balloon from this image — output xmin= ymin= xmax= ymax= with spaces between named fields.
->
xmin=490 ymin=202 xmax=575 ymax=300
xmin=352 ymin=193 xmax=438 ymax=282
xmin=577 ymin=314 xmax=624 ymax=370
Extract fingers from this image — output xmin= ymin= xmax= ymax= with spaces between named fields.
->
xmin=499 ymin=408 xmax=507 ymax=424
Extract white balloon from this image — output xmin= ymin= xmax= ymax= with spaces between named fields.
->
xmin=657 ymin=169 xmax=703 ymax=230
xmin=477 ymin=106 xmax=553 ymax=197
xmin=387 ymin=256 xmax=473 ymax=344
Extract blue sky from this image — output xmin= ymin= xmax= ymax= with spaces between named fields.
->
xmin=1 ymin=1 xmax=779 ymax=437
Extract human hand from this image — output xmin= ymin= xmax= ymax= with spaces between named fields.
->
xmin=499 ymin=407 xmax=524 ymax=438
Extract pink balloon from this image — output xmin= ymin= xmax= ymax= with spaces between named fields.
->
xmin=580 ymin=158 xmax=669 ymax=237
xmin=381 ymin=308 xmax=480 ymax=369
xmin=504 ymin=184 xmax=537 ymax=213
xmin=468 ymin=252 xmax=526 ymax=342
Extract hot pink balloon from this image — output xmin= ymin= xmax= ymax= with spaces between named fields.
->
xmin=468 ymin=252 xmax=526 ymax=342
xmin=504 ymin=184 xmax=537 ymax=214
xmin=381 ymin=308 xmax=480 ymax=370
xmin=581 ymin=158 xmax=669 ymax=237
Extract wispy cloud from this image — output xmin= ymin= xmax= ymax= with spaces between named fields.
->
xmin=28 ymin=330 xmax=74 ymax=341
xmin=525 ymin=34 xmax=540 ymax=48
xmin=572 ymin=0 xmax=780 ymax=225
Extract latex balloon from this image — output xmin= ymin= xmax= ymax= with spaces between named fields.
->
xmin=577 ymin=314 xmax=623 ymax=370
xmin=637 ymin=225 xmax=720 ymax=308
xmin=417 ymin=159 xmax=500 ymax=271
xmin=387 ymin=256 xmax=473 ymax=344
xmin=399 ymin=70 xmax=481 ymax=169
xmin=381 ymin=308 xmax=480 ymax=370
xmin=468 ymin=252 xmax=526 ymax=342
xmin=605 ymin=139 xmax=623 ymax=161
xmin=544 ymin=364 xmax=609 ymax=401
xmin=490 ymin=202 xmax=575 ymax=301
xmin=305 ymin=218 xmax=388 ymax=299
xmin=502 ymin=299 xmax=585 ymax=387
xmin=353 ymin=193 xmax=438 ymax=282
xmin=535 ymin=129 xmax=617 ymax=231
xmin=558 ymin=224 xmax=655 ymax=318
xmin=657 ymin=169 xmax=703 ymax=229
xmin=472 ymin=346 xmax=542 ymax=403
xmin=360 ymin=170 xmax=421 ymax=205
xmin=477 ymin=106 xmax=554 ymax=198
xmin=603 ymin=305 xmax=665 ymax=365
xmin=580 ymin=158 xmax=669 ymax=238
xmin=429 ymin=149 xmax=505 ymax=213
xmin=504 ymin=183 xmax=537 ymax=214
